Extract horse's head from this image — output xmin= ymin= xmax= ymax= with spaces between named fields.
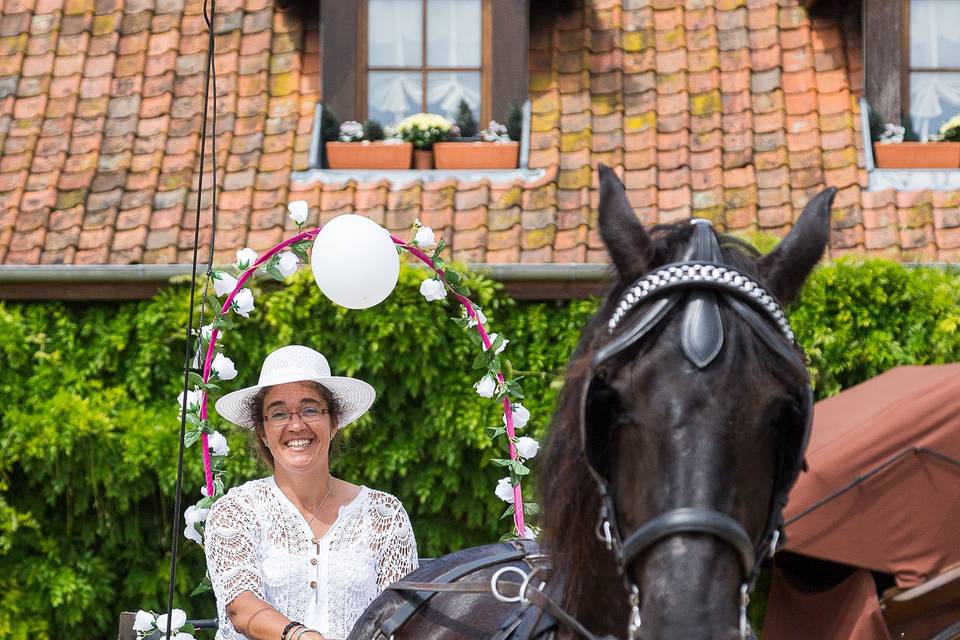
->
xmin=542 ymin=166 xmax=835 ymax=639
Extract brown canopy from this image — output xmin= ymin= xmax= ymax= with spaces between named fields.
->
xmin=781 ymin=363 xmax=960 ymax=586
xmin=764 ymin=363 xmax=960 ymax=640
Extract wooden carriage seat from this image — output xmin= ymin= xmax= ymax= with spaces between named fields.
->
xmin=882 ymin=564 xmax=960 ymax=640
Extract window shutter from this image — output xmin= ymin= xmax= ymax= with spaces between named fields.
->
xmin=490 ymin=0 xmax=529 ymax=124
xmin=863 ymin=0 xmax=904 ymax=124
xmin=320 ymin=0 xmax=361 ymax=126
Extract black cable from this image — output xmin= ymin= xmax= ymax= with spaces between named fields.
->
xmin=204 ymin=0 xmax=219 ymax=275
xmin=197 ymin=0 xmax=219 ymax=342
xmin=163 ymin=0 xmax=217 ymax=636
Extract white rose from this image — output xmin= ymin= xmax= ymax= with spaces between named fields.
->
xmin=174 ymin=633 xmax=196 ymax=640
xmin=276 ymin=251 xmax=299 ymax=277
xmin=516 ymin=436 xmax=540 ymax=460
xmin=234 ymin=247 xmax=258 ymax=271
xmin=156 ymin=609 xmax=187 ymax=633
xmin=133 ymin=610 xmax=156 ymax=632
xmin=288 ymin=200 xmax=309 ymax=225
xmin=183 ymin=523 xmax=202 ymax=544
xmin=419 ymin=278 xmax=446 ymax=302
xmin=177 ymin=388 xmax=202 ymax=415
xmin=414 ymin=225 xmax=436 ymax=247
xmin=185 ymin=504 xmax=210 ymax=527
xmin=213 ymin=272 xmax=238 ymax=297
xmin=232 ymin=288 xmax=255 ymax=318
xmin=207 ymin=431 xmax=230 ymax=456
xmin=474 ymin=374 xmax=497 ymax=398
xmin=211 ymin=353 xmax=237 ymax=381
xmin=495 ymin=477 xmax=515 ymax=502
xmin=504 ymin=403 xmax=530 ymax=429
xmin=523 ymin=525 xmax=540 ymax=540
xmin=183 ymin=504 xmax=209 ymax=544
xmin=483 ymin=333 xmax=509 ymax=355
xmin=468 ymin=306 xmax=487 ymax=328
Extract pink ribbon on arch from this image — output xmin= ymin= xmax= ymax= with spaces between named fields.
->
xmin=196 ymin=228 xmax=526 ymax=536
xmin=397 ymin=238 xmax=527 ymax=536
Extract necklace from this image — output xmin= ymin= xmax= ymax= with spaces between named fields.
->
xmin=305 ymin=477 xmax=335 ymax=526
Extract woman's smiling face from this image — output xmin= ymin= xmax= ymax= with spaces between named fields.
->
xmin=261 ymin=381 xmax=337 ymax=474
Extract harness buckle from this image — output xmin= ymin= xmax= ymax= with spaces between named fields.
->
xmin=768 ymin=528 xmax=781 ymax=558
xmin=628 ymin=584 xmax=642 ymax=640
xmin=596 ymin=519 xmax=614 ymax=550
xmin=739 ymin=582 xmax=751 ymax=640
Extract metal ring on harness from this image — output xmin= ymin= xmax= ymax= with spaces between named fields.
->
xmin=490 ymin=566 xmax=532 ymax=604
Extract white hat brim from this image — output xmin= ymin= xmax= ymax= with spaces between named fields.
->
xmin=215 ymin=376 xmax=376 ymax=430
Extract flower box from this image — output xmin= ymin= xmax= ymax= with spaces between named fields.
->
xmin=325 ymin=141 xmax=413 ymax=169
xmin=873 ymin=142 xmax=960 ymax=169
xmin=413 ymin=149 xmax=433 ymax=170
xmin=433 ymin=141 xmax=520 ymax=170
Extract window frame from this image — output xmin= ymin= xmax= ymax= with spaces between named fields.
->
xmin=865 ymin=0 xmax=960 ymax=126
xmin=320 ymin=0 xmax=526 ymax=133
xmin=901 ymin=0 xmax=960 ymax=135
xmin=358 ymin=0 xmax=492 ymax=126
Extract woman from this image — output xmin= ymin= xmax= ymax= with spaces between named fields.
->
xmin=205 ymin=345 xmax=418 ymax=640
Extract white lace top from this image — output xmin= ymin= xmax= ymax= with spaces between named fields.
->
xmin=204 ymin=477 xmax=418 ymax=639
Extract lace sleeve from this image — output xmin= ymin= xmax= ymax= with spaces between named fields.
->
xmin=204 ymin=492 xmax=265 ymax=608
xmin=375 ymin=501 xmax=419 ymax=589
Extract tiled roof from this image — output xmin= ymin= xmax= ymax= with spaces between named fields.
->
xmin=1 ymin=0 xmax=959 ymax=266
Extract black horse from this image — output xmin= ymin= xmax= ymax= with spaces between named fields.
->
xmin=348 ymin=166 xmax=835 ymax=640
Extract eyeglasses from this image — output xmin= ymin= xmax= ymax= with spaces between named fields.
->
xmin=264 ymin=406 xmax=329 ymax=428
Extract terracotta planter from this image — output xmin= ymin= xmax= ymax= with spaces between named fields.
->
xmin=873 ymin=142 xmax=960 ymax=169
xmin=325 ymin=141 xmax=413 ymax=169
xmin=413 ymin=149 xmax=434 ymax=170
xmin=433 ymin=141 xmax=520 ymax=169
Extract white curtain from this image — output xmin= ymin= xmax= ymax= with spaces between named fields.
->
xmin=426 ymin=0 xmax=481 ymax=67
xmin=369 ymin=73 xmax=422 ymax=125
xmin=427 ymin=72 xmax=480 ymax=118
xmin=909 ymin=0 xmax=960 ymax=139
xmin=368 ymin=0 xmax=421 ymax=67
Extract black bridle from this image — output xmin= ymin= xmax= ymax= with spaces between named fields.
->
xmin=578 ymin=220 xmax=813 ymax=639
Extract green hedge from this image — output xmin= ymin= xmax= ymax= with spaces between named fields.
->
xmin=0 ymin=258 xmax=958 ymax=638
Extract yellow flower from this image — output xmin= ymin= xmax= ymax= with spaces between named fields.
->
xmin=396 ymin=113 xmax=454 ymax=134
xmin=939 ymin=114 xmax=960 ymax=137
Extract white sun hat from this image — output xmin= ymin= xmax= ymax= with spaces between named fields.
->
xmin=215 ymin=345 xmax=376 ymax=430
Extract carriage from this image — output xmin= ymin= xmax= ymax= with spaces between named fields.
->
xmin=763 ymin=363 xmax=960 ymax=640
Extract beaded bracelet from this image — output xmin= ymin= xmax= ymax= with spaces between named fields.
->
xmin=292 ymin=627 xmax=316 ymax=640
xmin=291 ymin=627 xmax=323 ymax=640
xmin=280 ymin=620 xmax=304 ymax=640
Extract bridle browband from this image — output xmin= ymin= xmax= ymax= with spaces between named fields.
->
xmin=579 ymin=220 xmax=813 ymax=640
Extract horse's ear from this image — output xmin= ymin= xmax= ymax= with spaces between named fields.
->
xmin=757 ymin=187 xmax=837 ymax=302
xmin=598 ymin=165 xmax=651 ymax=281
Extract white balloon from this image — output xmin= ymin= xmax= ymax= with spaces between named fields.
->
xmin=311 ymin=214 xmax=400 ymax=309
